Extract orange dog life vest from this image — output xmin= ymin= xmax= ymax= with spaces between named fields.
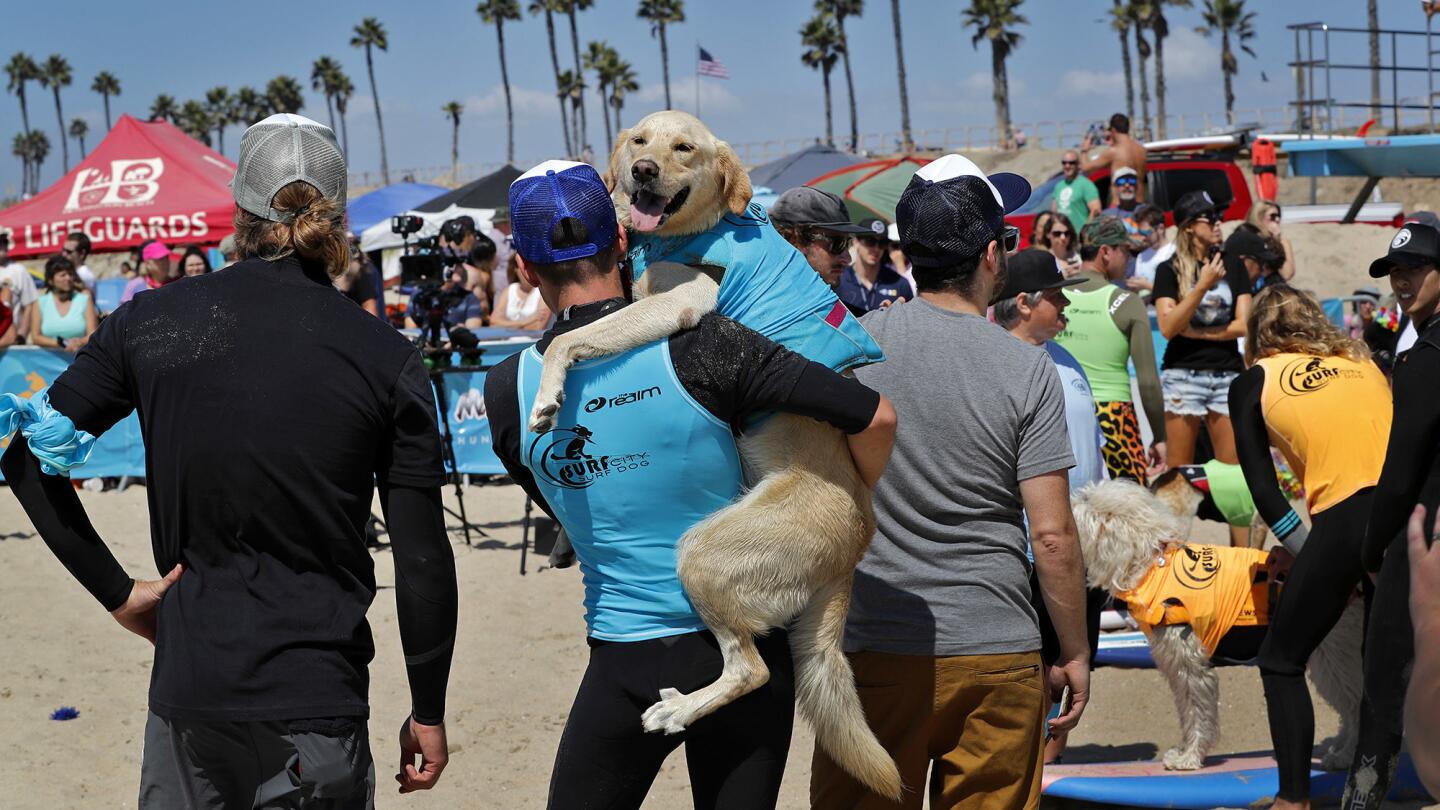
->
xmin=1117 ymin=545 xmax=1271 ymax=656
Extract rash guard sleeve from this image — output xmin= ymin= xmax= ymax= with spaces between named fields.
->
xmin=381 ymin=483 xmax=457 ymax=726
xmin=1114 ymin=289 xmax=1165 ymax=442
xmin=1229 ymin=366 xmax=1309 ymax=552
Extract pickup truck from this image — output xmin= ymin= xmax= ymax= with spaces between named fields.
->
xmin=1007 ymin=151 xmax=1253 ymax=244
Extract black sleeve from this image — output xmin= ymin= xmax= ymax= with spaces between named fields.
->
xmin=381 ymin=483 xmax=457 ymax=726
xmin=351 ymin=269 xmax=375 ymax=303
xmin=482 ymin=355 xmax=556 ymax=521
xmin=669 ymin=314 xmax=881 ymax=434
xmin=47 ymin=302 xmax=134 ymax=435
xmin=377 ymin=351 xmax=447 ymax=488
xmin=1152 ymin=260 xmax=1179 ymax=302
xmin=1365 ymin=343 xmax=1440 ymax=569
xmin=1 ymin=434 xmax=133 ymax=610
xmin=1228 ymin=366 xmax=1308 ymax=550
xmin=1225 ymin=261 xmax=1252 ymax=305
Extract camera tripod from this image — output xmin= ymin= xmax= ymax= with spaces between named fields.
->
xmin=427 ymin=360 xmax=492 ymax=548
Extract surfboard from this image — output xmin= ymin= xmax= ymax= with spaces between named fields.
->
xmin=1042 ymin=752 xmax=1428 ymax=808
xmin=1096 ymin=631 xmax=1156 ymax=669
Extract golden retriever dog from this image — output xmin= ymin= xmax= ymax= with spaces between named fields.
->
xmin=526 ymin=110 xmax=902 ymax=799
xmin=1072 ymin=479 xmax=1362 ymax=771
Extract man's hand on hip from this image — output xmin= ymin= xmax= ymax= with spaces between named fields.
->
xmin=397 ymin=716 xmax=448 ymax=793
xmin=110 ymin=564 xmax=182 ymax=645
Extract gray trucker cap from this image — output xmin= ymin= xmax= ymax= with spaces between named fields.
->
xmin=232 ymin=113 xmax=347 ymax=223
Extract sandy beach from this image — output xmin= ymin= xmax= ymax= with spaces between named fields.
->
xmin=1 ymin=480 xmax=1387 ymax=810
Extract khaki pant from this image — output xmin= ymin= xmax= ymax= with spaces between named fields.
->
xmin=810 ymin=650 xmax=1045 ymax=810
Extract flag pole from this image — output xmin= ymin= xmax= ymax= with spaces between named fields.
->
xmin=695 ymin=41 xmax=701 ymax=118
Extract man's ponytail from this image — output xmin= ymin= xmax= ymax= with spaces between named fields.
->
xmin=233 ymin=181 xmax=349 ymax=279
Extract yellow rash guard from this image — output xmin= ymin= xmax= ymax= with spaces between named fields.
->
xmin=1117 ymin=544 xmax=1271 ymax=656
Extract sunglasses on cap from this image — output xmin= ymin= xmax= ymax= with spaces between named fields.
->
xmin=810 ymin=233 xmax=852 ymax=255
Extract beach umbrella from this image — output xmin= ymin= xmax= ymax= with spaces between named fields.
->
xmin=806 ymin=156 xmax=929 ymax=224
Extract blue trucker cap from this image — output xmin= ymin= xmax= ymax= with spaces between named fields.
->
xmin=509 ymin=160 xmax=618 ymax=264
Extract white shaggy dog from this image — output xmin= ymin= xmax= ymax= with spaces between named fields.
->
xmin=1072 ymin=479 xmax=1362 ymax=771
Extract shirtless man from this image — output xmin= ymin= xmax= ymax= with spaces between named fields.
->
xmin=1080 ymin=113 xmax=1148 ymax=205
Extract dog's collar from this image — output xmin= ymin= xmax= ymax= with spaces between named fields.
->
xmin=559 ymin=297 xmax=628 ymax=322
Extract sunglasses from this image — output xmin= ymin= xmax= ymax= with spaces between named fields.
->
xmin=811 ymin=234 xmax=852 ymax=255
xmin=1266 ymin=213 xmax=1282 ymax=222
xmin=1115 ymin=178 xmax=1138 ymax=186
xmin=857 ymin=235 xmax=887 ymax=247
xmin=1060 ymin=160 xmax=1079 ymax=166
xmin=1050 ymin=229 xmax=1074 ymax=239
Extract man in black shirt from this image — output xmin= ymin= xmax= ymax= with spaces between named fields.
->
xmin=485 ymin=160 xmax=894 ymax=809
xmin=2 ymin=114 xmax=456 ymax=807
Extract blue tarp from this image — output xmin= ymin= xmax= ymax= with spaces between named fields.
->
xmin=347 ymin=182 xmax=448 ymax=234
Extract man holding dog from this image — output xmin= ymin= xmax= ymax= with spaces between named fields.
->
xmin=483 ymin=160 xmax=896 ymax=810
xmin=814 ymin=155 xmax=1090 ymax=809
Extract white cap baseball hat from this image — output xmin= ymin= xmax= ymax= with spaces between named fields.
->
xmin=232 ymin=113 xmax=347 ymax=223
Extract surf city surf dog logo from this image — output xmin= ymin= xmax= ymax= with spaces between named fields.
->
xmin=526 ymin=424 xmax=650 ymax=489
xmin=1176 ymin=546 xmax=1221 ymax=590
xmin=63 ymin=159 xmax=165 ymax=213
xmin=1278 ymin=356 xmax=1366 ymax=396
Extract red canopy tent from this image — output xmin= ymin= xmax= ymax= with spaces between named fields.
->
xmin=0 ymin=114 xmax=237 ymax=258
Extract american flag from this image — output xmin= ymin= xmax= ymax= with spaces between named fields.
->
xmin=698 ymin=47 xmax=730 ymax=79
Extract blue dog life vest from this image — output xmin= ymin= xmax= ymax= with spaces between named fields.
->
xmin=517 ymin=339 xmax=742 ymax=641
xmin=629 ymin=203 xmax=886 ymax=373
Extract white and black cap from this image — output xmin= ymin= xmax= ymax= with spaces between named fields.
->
xmin=232 ymin=113 xmax=347 ymax=224
xmin=1370 ymin=223 xmax=1440 ymax=278
xmin=895 ymin=154 xmax=1030 ymax=268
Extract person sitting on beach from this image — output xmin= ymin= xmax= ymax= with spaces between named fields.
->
xmin=489 ymin=262 xmax=551 ymax=330
xmin=29 ymin=255 xmax=97 ymax=352
xmin=1 ymin=113 xmax=458 ymax=806
xmin=179 ymin=246 xmax=212 ymax=277
xmin=1080 ymin=113 xmax=1148 ymax=205
xmin=482 ymin=159 xmax=896 ymax=810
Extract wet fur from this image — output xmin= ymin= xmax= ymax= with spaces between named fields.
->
xmin=528 ymin=111 xmax=903 ymax=800
xmin=1073 ymin=479 xmax=1362 ymax=771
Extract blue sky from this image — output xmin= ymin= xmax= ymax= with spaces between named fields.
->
xmin=4 ymin=0 xmax=1431 ymax=194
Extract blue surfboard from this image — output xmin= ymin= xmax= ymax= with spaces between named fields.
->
xmin=1096 ymin=631 xmax=1156 ymax=669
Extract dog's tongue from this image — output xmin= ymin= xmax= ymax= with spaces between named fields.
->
xmin=630 ymin=191 xmax=670 ymax=232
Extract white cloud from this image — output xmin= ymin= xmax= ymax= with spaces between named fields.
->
xmin=463 ymin=85 xmax=558 ymax=118
xmin=1161 ymin=26 xmax=1222 ymax=78
xmin=1059 ymin=69 xmax=1126 ymax=97
xmin=631 ymin=76 xmax=742 ymax=116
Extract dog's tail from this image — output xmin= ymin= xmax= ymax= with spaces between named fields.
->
xmin=792 ymin=576 xmax=904 ymax=802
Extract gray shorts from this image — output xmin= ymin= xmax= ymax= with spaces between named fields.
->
xmin=1161 ymin=367 xmax=1238 ymax=417
xmin=139 ymin=711 xmax=374 ymax=810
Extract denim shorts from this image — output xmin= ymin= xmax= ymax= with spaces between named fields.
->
xmin=1161 ymin=367 xmax=1238 ymax=417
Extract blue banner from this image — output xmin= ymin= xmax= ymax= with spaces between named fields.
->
xmin=0 ymin=347 xmax=146 ymax=479
xmin=435 ymin=368 xmax=506 ymax=475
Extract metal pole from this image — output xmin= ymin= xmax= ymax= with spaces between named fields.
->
xmin=1430 ymin=15 xmax=1436 ymax=132
xmin=1324 ymin=26 xmax=1333 ymax=135
xmin=1392 ymin=32 xmax=1400 ymax=132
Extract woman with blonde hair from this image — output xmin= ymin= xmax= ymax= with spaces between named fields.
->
xmin=1246 ymin=199 xmax=1296 ymax=285
xmin=0 ymin=113 xmax=455 ymax=807
xmin=1154 ymin=191 xmax=1251 ymax=532
xmin=1227 ymin=284 xmax=1395 ymax=809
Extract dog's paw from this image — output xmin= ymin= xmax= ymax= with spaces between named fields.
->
xmin=527 ymin=397 xmax=562 ymax=433
xmin=641 ymin=687 xmax=693 ymax=735
xmin=1162 ymin=747 xmax=1205 ymax=771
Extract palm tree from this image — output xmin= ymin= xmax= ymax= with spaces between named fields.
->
xmin=205 ymin=86 xmax=233 ymax=153
xmin=1368 ymin=0 xmax=1380 ymax=120
xmin=564 ymin=0 xmax=594 ymax=153
xmin=68 ymin=118 xmax=88 ymax=158
xmin=1198 ymin=0 xmax=1257 ymax=125
xmin=1109 ymin=1 xmax=1136 ymax=124
xmin=25 ymin=130 xmax=50 ymax=192
xmin=90 ymin=71 xmax=121 ymax=131
xmin=443 ymin=100 xmax=464 ymax=178
xmin=800 ymin=13 xmax=842 ymax=147
xmin=585 ymin=41 xmax=619 ymax=149
xmin=178 ymin=100 xmax=214 ymax=146
xmin=531 ymin=0 xmax=574 ymax=157
xmin=149 ymin=94 xmax=178 ymax=124
xmin=351 ymin=17 xmax=392 ymax=184
xmin=1132 ymin=3 xmax=1152 ymax=138
xmin=311 ymin=56 xmax=344 ymax=131
xmin=6 ymin=53 xmax=39 ymax=137
xmin=233 ymin=86 xmax=265 ymax=129
xmin=478 ymin=0 xmax=523 ymax=164
xmin=962 ymin=0 xmax=1027 ymax=148
xmin=266 ymin=75 xmax=305 ymax=115
xmin=890 ymin=0 xmax=913 ymax=152
xmin=11 ymin=133 xmax=29 ymax=195
xmin=1150 ymin=0 xmax=1192 ymax=139
xmin=637 ymin=0 xmax=684 ymax=110
xmin=333 ymin=74 xmax=355 ymax=154
xmin=819 ymin=0 xmax=863 ymax=151
xmin=558 ymin=69 xmax=587 ymax=155
xmin=609 ymin=60 xmax=639 ymax=130
xmin=39 ymin=54 xmax=73 ymax=172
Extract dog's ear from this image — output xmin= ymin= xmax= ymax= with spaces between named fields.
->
xmin=603 ymin=128 xmax=630 ymax=193
xmin=714 ymin=140 xmax=752 ymax=215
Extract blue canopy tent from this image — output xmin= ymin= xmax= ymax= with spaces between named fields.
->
xmin=346 ymin=182 xmax=448 ymax=234
xmin=748 ymin=144 xmax=861 ymax=198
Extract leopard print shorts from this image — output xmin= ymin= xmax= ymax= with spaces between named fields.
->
xmin=1095 ymin=400 xmax=1148 ymax=485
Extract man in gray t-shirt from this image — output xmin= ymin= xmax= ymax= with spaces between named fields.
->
xmin=811 ymin=155 xmax=1091 ymax=810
